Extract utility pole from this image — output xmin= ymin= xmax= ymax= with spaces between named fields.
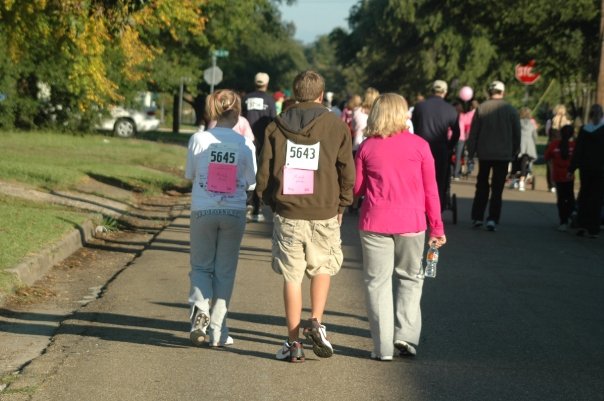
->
xmin=597 ymin=0 xmax=604 ymax=105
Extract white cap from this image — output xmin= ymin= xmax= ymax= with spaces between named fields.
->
xmin=255 ymin=72 xmax=269 ymax=86
xmin=489 ymin=80 xmax=505 ymax=92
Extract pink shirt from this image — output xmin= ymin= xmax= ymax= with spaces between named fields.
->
xmin=458 ymin=109 xmax=475 ymax=141
xmin=354 ymin=130 xmax=444 ymax=236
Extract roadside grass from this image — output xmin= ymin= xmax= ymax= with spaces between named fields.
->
xmin=0 ymin=130 xmax=190 ymax=194
xmin=0 ymin=130 xmax=192 ymax=295
xmin=0 ymin=194 xmax=95 ymax=291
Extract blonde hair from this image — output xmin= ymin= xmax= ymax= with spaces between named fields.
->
xmin=361 ymin=87 xmax=380 ymax=111
xmin=552 ymin=104 xmax=570 ymax=130
xmin=365 ymin=93 xmax=409 ymax=138
xmin=293 ymin=70 xmax=325 ymax=102
xmin=205 ymin=89 xmax=241 ymax=122
xmin=519 ymin=107 xmax=532 ymax=119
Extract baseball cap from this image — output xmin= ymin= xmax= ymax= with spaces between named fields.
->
xmin=489 ymin=80 xmax=505 ymax=92
xmin=432 ymin=80 xmax=448 ymax=93
xmin=255 ymin=72 xmax=269 ymax=86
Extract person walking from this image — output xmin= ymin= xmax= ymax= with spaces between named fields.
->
xmin=255 ymin=70 xmax=355 ymax=363
xmin=517 ymin=107 xmax=538 ymax=191
xmin=544 ymin=124 xmax=576 ymax=231
xmin=185 ymin=89 xmax=257 ymax=347
xmin=354 ymin=93 xmax=446 ymax=361
xmin=545 ymin=104 xmax=572 ymax=193
xmin=242 ymin=72 xmax=277 ymax=222
xmin=569 ymin=104 xmax=604 ymax=238
xmin=411 ymin=80 xmax=460 ymax=210
xmin=466 ymin=80 xmax=521 ymax=231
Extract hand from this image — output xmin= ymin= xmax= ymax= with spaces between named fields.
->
xmin=337 ymin=213 xmax=343 ymax=226
xmin=428 ymin=235 xmax=446 ymax=248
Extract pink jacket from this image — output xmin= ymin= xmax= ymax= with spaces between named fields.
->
xmin=354 ymin=130 xmax=444 ymax=236
xmin=458 ymin=109 xmax=475 ymax=141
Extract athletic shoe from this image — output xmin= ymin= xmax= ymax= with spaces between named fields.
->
xmin=370 ymin=352 xmax=393 ymax=361
xmin=486 ymin=220 xmax=497 ymax=231
xmin=472 ymin=220 xmax=483 ymax=228
xmin=394 ymin=340 xmax=417 ymax=357
xmin=519 ymin=181 xmax=525 ymax=191
xmin=557 ymin=224 xmax=568 ymax=232
xmin=276 ymin=340 xmax=305 ymax=363
xmin=189 ymin=307 xmax=210 ymax=346
xmin=209 ymin=335 xmax=234 ymax=347
xmin=303 ymin=318 xmax=334 ymax=358
xmin=251 ymin=214 xmax=266 ymax=222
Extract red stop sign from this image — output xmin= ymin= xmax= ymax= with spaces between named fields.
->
xmin=515 ymin=60 xmax=541 ymax=85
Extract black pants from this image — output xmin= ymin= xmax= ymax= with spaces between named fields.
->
xmin=555 ymin=181 xmax=575 ymax=225
xmin=430 ymin=143 xmax=450 ymax=211
xmin=471 ymin=160 xmax=509 ymax=224
xmin=576 ymin=169 xmax=604 ymax=235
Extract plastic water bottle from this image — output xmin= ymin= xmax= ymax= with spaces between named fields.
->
xmin=424 ymin=244 xmax=439 ymax=278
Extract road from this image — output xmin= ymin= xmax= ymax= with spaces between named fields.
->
xmin=1 ymin=180 xmax=603 ymax=401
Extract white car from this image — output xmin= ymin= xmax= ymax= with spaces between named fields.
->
xmin=97 ymin=105 xmax=161 ymax=137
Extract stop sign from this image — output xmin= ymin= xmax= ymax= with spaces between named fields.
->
xmin=515 ymin=60 xmax=541 ymax=85
xmin=204 ymin=66 xmax=223 ymax=85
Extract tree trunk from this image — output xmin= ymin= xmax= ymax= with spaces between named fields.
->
xmin=597 ymin=0 xmax=604 ymax=105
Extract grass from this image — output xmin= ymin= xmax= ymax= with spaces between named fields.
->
xmin=0 ymin=129 xmax=193 ymax=295
xmin=0 ymin=194 xmax=93 ymax=284
xmin=0 ymin=130 xmax=190 ymax=194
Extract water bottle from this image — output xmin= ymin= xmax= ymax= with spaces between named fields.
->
xmin=424 ymin=244 xmax=439 ymax=278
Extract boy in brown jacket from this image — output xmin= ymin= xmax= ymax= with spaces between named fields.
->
xmin=256 ymin=70 xmax=355 ymax=362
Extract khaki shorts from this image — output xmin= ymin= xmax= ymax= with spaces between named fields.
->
xmin=272 ymin=214 xmax=343 ymax=283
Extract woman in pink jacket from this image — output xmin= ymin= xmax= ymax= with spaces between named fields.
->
xmin=354 ymin=93 xmax=446 ymax=361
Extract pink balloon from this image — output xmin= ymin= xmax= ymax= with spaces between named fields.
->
xmin=459 ymin=86 xmax=473 ymax=102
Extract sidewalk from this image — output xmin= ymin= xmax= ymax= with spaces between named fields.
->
xmin=1 ymin=181 xmax=604 ymax=401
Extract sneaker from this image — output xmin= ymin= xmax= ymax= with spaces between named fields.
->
xmin=485 ymin=220 xmax=496 ymax=231
xmin=550 ymin=187 xmax=557 ymax=193
xmin=472 ymin=220 xmax=483 ymax=228
xmin=209 ymin=335 xmax=234 ymax=348
xmin=189 ymin=307 xmax=210 ymax=346
xmin=518 ymin=181 xmax=525 ymax=191
xmin=276 ymin=340 xmax=305 ymax=363
xmin=557 ymin=224 xmax=568 ymax=232
xmin=370 ymin=352 xmax=393 ymax=361
xmin=394 ymin=340 xmax=417 ymax=357
xmin=303 ymin=318 xmax=334 ymax=358
xmin=251 ymin=214 xmax=266 ymax=222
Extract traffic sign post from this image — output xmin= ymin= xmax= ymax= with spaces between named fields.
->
xmin=204 ymin=49 xmax=229 ymax=93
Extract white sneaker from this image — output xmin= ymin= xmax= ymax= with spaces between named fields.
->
xmin=370 ymin=352 xmax=393 ymax=361
xmin=519 ymin=181 xmax=525 ymax=191
xmin=394 ymin=340 xmax=417 ymax=357
xmin=486 ymin=220 xmax=497 ymax=231
xmin=276 ymin=340 xmax=305 ymax=362
xmin=550 ymin=187 xmax=557 ymax=193
xmin=303 ymin=318 xmax=333 ymax=358
xmin=189 ymin=307 xmax=210 ymax=346
xmin=251 ymin=214 xmax=266 ymax=222
xmin=209 ymin=335 xmax=234 ymax=347
xmin=558 ymin=224 xmax=568 ymax=232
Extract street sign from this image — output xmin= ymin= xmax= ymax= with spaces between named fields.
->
xmin=213 ymin=49 xmax=229 ymax=57
xmin=204 ymin=66 xmax=223 ymax=86
xmin=515 ymin=60 xmax=541 ymax=85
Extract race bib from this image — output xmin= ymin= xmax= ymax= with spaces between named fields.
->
xmin=283 ymin=167 xmax=314 ymax=195
xmin=206 ymin=143 xmax=239 ymax=194
xmin=285 ymin=140 xmax=320 ymax=170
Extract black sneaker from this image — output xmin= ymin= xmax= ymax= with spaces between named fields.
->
xmin=276 ymin=340 xmax=305 ymax=362
xmin=189 ymin=307 xmax=210 ymax=346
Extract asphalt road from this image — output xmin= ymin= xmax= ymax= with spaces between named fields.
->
xmin=2 ymin=180 xmax=603 ymax=401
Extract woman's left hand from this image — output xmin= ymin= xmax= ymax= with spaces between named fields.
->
xmin=428 ymin=236 xmax=446 ymax=248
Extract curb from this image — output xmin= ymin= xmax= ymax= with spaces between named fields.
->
xmin=5 ymin=220 xmax=96 ymax=287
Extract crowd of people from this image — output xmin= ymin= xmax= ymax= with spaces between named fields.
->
xmin=184 ymin=69 xmax=604 ymax=364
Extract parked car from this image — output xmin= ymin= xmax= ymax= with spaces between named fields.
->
xmin=95 ymin=92 xmax=161 ymax=137
xmin=96 ymin=105 xmax=161 ymax=137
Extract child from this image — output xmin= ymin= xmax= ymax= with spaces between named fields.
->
xmin=544 ymin=124 xmax=576 ymax=231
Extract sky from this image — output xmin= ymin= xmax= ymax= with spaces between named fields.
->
xmin=279 ymin=0 xmax=358 ymax=44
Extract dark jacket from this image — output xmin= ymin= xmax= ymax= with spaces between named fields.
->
xmin=411 ymin=95 xmax=460 ymax=150
xmin=255 ymin=101 xmax=355 ymax=220
xmin=467 ymin=98 xmax=521 ymax=161
xmin=242 ymin=91 xmax=276 ymax=150
xmin=569 ymin=122 xmax=604 ymax=174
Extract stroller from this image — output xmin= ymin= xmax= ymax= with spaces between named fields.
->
xmin=506 ymin=154 xmax=536 ymax=191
